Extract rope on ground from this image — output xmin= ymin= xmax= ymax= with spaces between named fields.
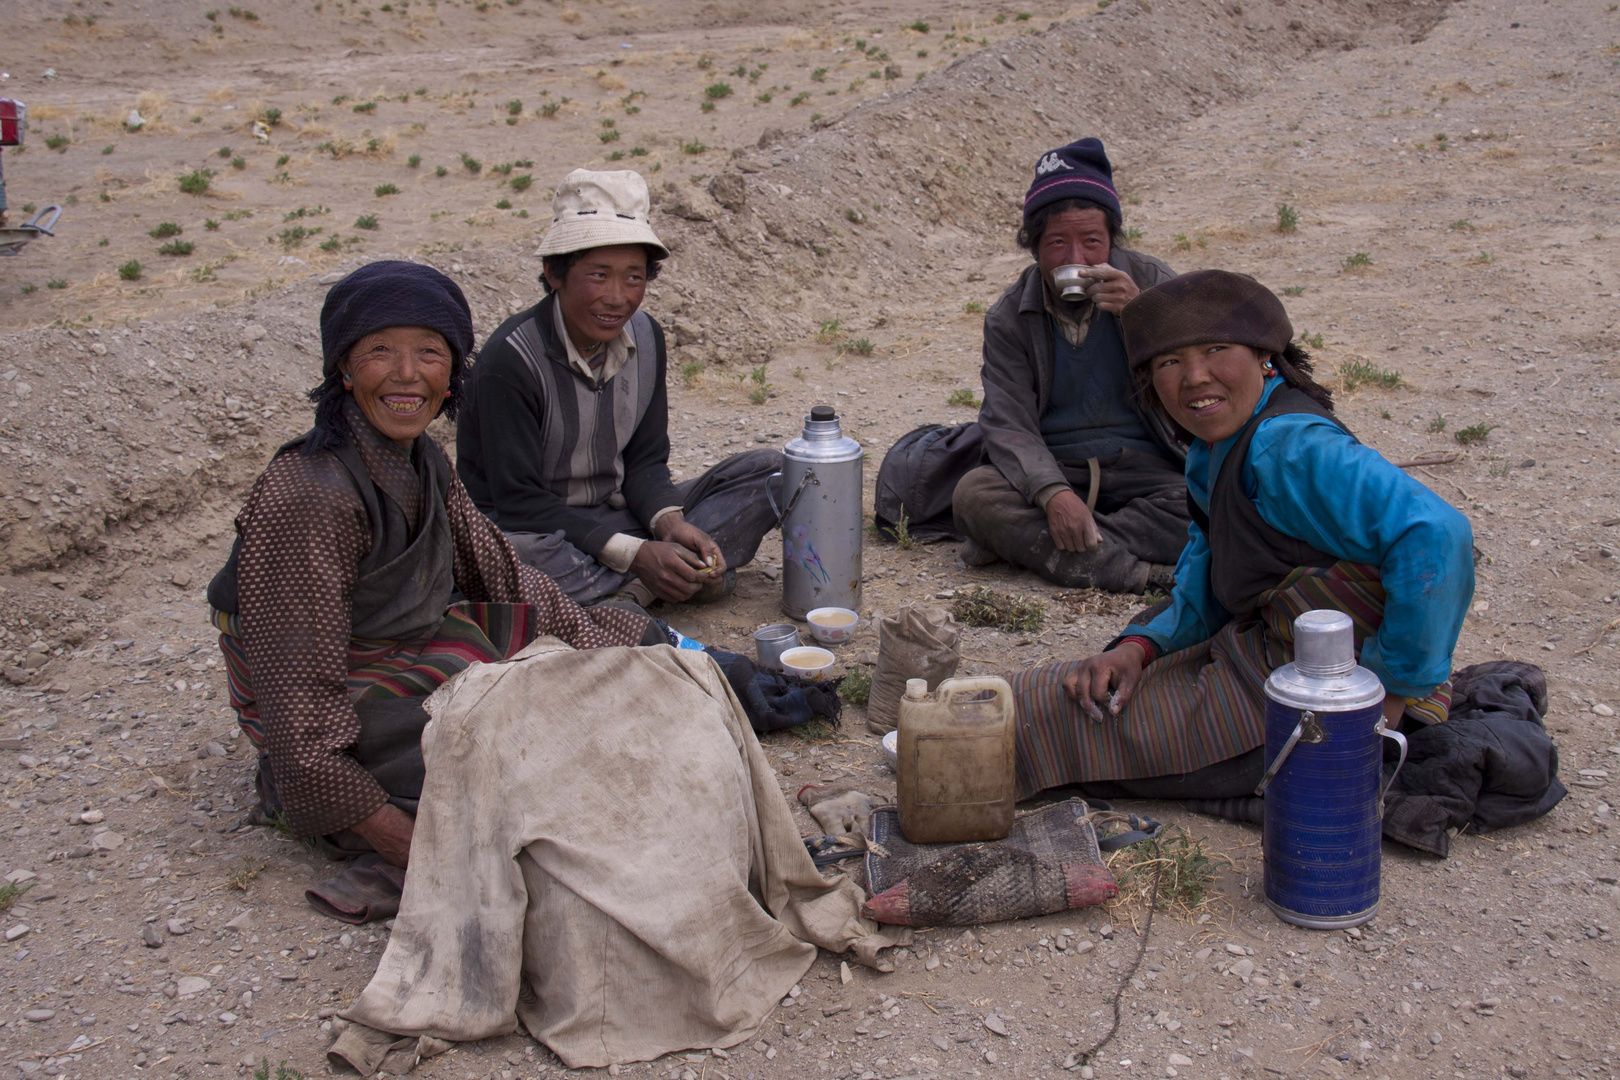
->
xmin=1076 ymin=836 xmax=1164 ymax=1068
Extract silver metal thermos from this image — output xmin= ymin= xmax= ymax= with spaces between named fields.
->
xmin=770 ymin=405 xmax=863 ymax=619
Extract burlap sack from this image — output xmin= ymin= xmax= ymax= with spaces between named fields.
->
xmin=866 ymin=605 xmax=963 ymax=735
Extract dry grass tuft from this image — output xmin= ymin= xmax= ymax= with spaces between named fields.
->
xmin=1105 ymin=825 xmax=1232 ymax=919
xmin=595 ymin=70 xmax=627 ymax=91
xmin=208 ymin=84 xmax=236 ymax=104
xmin=560 ymin=7 xmax=582 ymax=23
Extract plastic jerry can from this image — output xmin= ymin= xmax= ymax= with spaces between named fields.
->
xmin=896 ymin=675 xmax=1016 ymax=844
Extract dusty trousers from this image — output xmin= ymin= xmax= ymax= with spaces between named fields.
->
xmin=952 ymin=448 xmax=1190 ymax=593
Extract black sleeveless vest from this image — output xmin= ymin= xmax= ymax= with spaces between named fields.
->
xmin=1186 ymin=385 xmax=1355 ymax=618
xmin=208 ymin=431 xmax=456 ymax=645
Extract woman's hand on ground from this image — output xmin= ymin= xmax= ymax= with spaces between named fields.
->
xmin=1381 ymin=693 xmax=1407 ymax=727
xmin=1045 ymin=489 xmax=1103 ymax=552
xmin=352 ymin=803 xmax=415 ymax=869
xmin=655 ymin=513 xmax=727 ymax=577
xmin=1081 ymin=264 xmax=1140 ymax=314
xmin=1063 ymin=642 xmax=1147 ymax=721
xmin=630 ymin=539 xmax=707 ymax=602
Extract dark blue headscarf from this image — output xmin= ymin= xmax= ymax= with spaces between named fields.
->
xmin=319 ymin=260 xmax=474 ymax=378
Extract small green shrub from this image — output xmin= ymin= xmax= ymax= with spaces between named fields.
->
xmin=847 ymin=337 xmax=874 ymax=357
xmin=148 ymin=222 xmax=183 ymax=238
xmin=1342 ymin=251 xmax=1373 ymax=270
xmin=46 ymin=279 xmax=67 ymax=290
xmin=1280 ymin=285 xmax=1306 ymax=296
xmin=816 ymin=318 xmax=842 ymax=344
xmin=217 ymin=145 xmax=234 ymax=158
xmin=598 ymin=129 xmax=621 ymax=143
xmin=230 ymin=155 xmax=246 ymax=169
xmin=681 ymin=139 xmax=707 ymax=154
xmin=905 ymin=19 xmax=930 ymax=31
xmin=963 ymin=300 xmax=986 ymax=315
xmin=354 ymin=214 xmax=380 ymax=230
xmin=811 ymin=67 xmax=828 ymax=82
xmin=118 ymin=260 xmax=143 ymax=281
xmin=407 ymin=153 xmax=421 ymax=168
xmin=374 ymin=183 xmax=400 ymax=196
xmin=495 ymin=197 xmax=512 ymax=209
xmin=278 ymin=225 xmax=320 ymax=248
xmin=45 ymin=134 xmax=70 ymax=151
xmin=506 ymin=98 xmax=523 ymax=115
xmin=790 ymin=91 xmax=811 ymax=106
xmin=460 ymin=152 xmax=482 ymax=173
xmin=157 ymin=239 xmax=194 ymax=256
xmin=509 ymin=173 xmax=532 ymax=192
xmin=353 ymin=100 xmax=377 ymax=113
xmin=1276 ymin=202 xmax=1300 ymax=233
xmin=838 ymin=665 xmax=872 ymax=706
xmin=319 ymin=235 xmax=342 ymax=253
xmin=275 ymin=153 xmax=289 ymax=166
xmin=434 ymin=165 xmax=448 ymax=176
xmin=947 ymin=388 xmax=980 ymax=408
xmin=679 ymin=360 xmax=703 ymax=386
xmin=178 ymin=168 xmax=215 ymax=195
xmin=1454 ymin=423 xmax=1496 ymax=446
xmin=1298 ymin=330 xmax=1325 ymax=349
xmin=1427 ymin=414 xmax=1448 ymax=434
xmin=1341 ymin=363 xmax=1397 ymax=398
xmin=19 ymin=284 xmax=37 ymax=295
xmin=705 ymin=82 xmax=734 ymax=100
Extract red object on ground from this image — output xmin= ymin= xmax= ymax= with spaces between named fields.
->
xmin=0 ymin=99 xmax=24 ymax=146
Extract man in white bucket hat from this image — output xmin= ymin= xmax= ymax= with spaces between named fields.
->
xmin=457 ymin=169 xmax=783 ymax=609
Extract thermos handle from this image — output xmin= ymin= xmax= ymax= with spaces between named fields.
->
xmin=767 ymin=469 xmax=818 ymax=527
xmin=1376 ymin=720 xmax=1408 ymax=819
xmin=1253 ymin=710 xmax=1324 ymax=796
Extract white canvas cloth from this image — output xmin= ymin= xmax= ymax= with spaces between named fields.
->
xmin=343 ymin=637 xmax=899 ymax=1069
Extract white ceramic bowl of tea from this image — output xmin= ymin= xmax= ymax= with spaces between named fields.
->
xmin=780 ymin=645 xmax=836 ymax=680
xmin=881 ymin=730 xmax=898 ymax=771
xmin=805 ymin=606 xmax=860 ymax=645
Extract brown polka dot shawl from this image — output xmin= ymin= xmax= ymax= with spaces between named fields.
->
xmin=214 ymin=420 xmax=649 ymax=839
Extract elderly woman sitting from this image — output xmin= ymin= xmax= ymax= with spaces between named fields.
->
xmin=208 ymin=262 xmax=652 ymax=915
xmin=1012 ymin=270 xmax=1475 ymax=801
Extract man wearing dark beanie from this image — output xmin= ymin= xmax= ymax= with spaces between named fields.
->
xmin=952 ymin=137 xmax=1191 ymax=594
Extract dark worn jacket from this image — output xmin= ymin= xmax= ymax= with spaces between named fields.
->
xmin=977 ymin=249 xmax=1180 ymax=505
xmin=457 ymin=292 xmax=681 ymax=560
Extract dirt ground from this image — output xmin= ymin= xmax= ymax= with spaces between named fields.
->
xmin=0 ymin=0 xmax=1618 ymax=1077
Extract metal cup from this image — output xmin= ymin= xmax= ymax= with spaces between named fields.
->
xmin=1051 ymin=264 xmax=1095 ymax=301
xmin=754 ymin=623 xmax=801 ymax=672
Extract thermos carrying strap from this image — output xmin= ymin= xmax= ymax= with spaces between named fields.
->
xmin=1252 ymin=711 xmax=1411 ymax=809
xmin=1253 ymin=711 xmax=1325 ymax=796
xmin=1375 ymin=719 xmax=1408 ymax=819
xmin=766 ymin=468 xmax=818 ymax=527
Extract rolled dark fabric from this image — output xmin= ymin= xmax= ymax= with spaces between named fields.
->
xmin=320 ymin=260 xmax=475 ymax=378
xmin=1121 ymin=268 xmax=1293 ymax=372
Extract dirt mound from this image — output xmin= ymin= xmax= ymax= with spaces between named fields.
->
xmin=0 ymin=0 xmax=1447 ymax=578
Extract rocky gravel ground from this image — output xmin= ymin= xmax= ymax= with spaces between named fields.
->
xmin=0 ymin=0 xmax=1617 ymax=1078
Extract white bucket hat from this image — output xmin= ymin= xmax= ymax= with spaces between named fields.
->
xmin=534 ymin=168 xmax=669 ymax=259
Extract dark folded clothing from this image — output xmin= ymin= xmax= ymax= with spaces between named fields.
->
xmin=1381 ymin=660 xmax=1564 ymax=857
xmin=703 ymin=647 xmax=843 ymax=733
xmin=307 ymin=853 xmax=408 ymax=924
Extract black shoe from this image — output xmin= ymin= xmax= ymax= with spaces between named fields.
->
xmin=958 ymin=538 xmax=1000 ymax=568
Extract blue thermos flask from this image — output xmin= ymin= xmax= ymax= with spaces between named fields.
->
xmin=1255 ymin=609 xmax=1408 ymax=929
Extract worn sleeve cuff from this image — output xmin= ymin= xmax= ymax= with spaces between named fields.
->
xmin=648 ymin=505 xmax=683 ymax=534
xmin=598 ymin=532 xmax=646 ymax=575
xmin=1033 ymin=483 xmax=1071 ymax=510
